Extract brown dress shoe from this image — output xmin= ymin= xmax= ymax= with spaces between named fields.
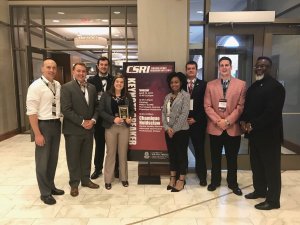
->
xmin=70 ymin=187 xmax=79 ymax=197
xmin=82 ymin=181 xmax=100 ymax=189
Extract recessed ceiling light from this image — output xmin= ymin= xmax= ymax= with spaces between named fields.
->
xmin=102 ymin=19 xmax=109 ymax=22
xmin=196 ymin=10 xmax=203 ymax=14
xmin=114 ymin=11 xmax=121 ymax=14
xmin=57 ymin=11 xmax=65 ymax=15
xmin=114 ymin=34 xmax=119 ymax=37
xmin=52 ymin=20 xmax=60 ymax=23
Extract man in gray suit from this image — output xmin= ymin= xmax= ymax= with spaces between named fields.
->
xmin=61 ymin=62 xmax=99 ymax=197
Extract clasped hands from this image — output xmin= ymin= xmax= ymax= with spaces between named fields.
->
xmin=114 ymin=117 xmax=132 ymax=125
xmin=82 ymin=120 xmax=95 ymax=130
xmin=240 ymin=121 xmax=253 ymax=133
xmin=216 ymin=119 xmax=230 ymax=131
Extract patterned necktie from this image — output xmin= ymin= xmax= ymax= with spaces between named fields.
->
xmin=188 ymin=80 xmax=193 ymax=94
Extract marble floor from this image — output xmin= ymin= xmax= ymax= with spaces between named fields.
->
xmin=0 ymin=134 xmax=300 ymax=225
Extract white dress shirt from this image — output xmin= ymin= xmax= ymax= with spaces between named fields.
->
xmin=26 ymin=75 xmax=61 ymax=120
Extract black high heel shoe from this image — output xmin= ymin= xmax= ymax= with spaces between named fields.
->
xmin=171 ymin=179 xmax=185 ymax=192
xmin=167 ymin=176 xmax=176 ymax=190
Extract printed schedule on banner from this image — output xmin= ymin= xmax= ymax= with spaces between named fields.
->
xmin=124 ymin=62 xmax=175 ymax=161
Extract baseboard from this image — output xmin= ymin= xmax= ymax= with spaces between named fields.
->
xmin=0 ymin=129 xmax=20 ymax=142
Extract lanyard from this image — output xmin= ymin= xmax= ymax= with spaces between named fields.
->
xmin=41 ymin=77 xmax=56 ymax=96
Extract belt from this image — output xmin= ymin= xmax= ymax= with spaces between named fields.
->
xmin=38 ymin=119 xmax=60 ymax=123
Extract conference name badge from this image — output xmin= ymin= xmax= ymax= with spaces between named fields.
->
xmin=218 ymin=98 xmax=227 ymax=112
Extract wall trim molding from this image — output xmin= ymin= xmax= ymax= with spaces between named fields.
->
xmin=0 ymin=129 xmax=19 ymax=142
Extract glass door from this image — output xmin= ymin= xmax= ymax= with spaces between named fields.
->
xmin=205 ymin=24 xmax=265 ymax=169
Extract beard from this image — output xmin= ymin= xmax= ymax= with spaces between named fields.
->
xmin=256 ymin=74 xmax=264 ymax=81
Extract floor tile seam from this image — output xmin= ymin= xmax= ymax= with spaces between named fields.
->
xmin=125 ymin=182 xmax=255 ymax=225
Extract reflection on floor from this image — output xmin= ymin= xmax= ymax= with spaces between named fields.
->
xmin=0 ymin=134 xmax=300 ymax=225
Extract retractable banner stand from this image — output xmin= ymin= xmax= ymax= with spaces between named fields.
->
xmin=124 ymin=62 xmax=175 ymax=184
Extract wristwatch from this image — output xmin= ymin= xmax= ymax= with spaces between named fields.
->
xmin=225 ymin=119 xmax=230 ymax=126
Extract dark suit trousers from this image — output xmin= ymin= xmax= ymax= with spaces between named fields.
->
xmin=35 ymin=120 xmax=61 ymax=196
xmin=249 ymin=134 xmax=281 ymax=205
xmin=209 ymin=131 xmax=241 ymax=188
xmin=65 ymin=133 xmax=93 ymax=187
xmin=93 ymin=124 xmax=106 ymax=171
xmin=189 ymin=122 xmax=207 ymax=180
xmin=165 ymin=130 xmax=189 ymax=175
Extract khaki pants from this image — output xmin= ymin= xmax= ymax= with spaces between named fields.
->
xmin=104 ymin=124 xmax=130 ymax=183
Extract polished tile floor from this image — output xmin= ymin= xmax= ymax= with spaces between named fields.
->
xmin=0 ymin=134 xmax=300 ymax=225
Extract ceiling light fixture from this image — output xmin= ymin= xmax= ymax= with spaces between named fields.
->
xmin=114 ymin=11 xmax=121 ymax=14
xmin=74 ymin=36 xmax=107 ymax=48
xmin=102 ymin=52 xmax=123 ymax=60
xmin=52 ymin=19 xmax=60 ymax=23
xmin=57 ymin=12 xmax=65 ymax=15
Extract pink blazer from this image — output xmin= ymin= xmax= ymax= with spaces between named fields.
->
xmin=204 ymin=77 xmax=246 ymax=136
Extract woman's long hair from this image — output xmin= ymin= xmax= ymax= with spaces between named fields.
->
xmin=107 ymin=74 xmax=128 ymax=97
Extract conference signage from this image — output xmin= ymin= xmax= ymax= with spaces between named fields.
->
xmin=124 ymin=62 xmax=175 ymax=162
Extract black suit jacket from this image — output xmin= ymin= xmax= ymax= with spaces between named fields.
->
xmin=240 ymin=75 xmax=285 ymax=141
xmin=61 ymin=80 xmax=98 ymax=135
xmin=87 ymin=73 xmax=113 ymax=94
xmin=184 ymin=78 xmax=207 ymax=127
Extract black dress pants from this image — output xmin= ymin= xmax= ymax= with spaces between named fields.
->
xmin=165 ymin=130 xmax=189 ymax=175
xmin=189 ymin=122 xmax=207 ymax=180
xmin=249 ymin=132 xmax=281 ymax=205
xmin=209 ymin=131 xmax=241 ymax=188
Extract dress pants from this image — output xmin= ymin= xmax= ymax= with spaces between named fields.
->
xmin=104 ymin=124 xmax=129 ymax=183
xmin=93 ymin=123 xmax=119 ymax=174
xmin=165 ymin=130 xmax=189 ymax=175
xmin=35 ymin=120 xmax=61 ymax=196
xmin=65 ymin=133 xmax=93 ymax=187
xmin=209 ymin=131 xmax=241 ymax=188
xmin=189 ymin=122 xmax=207 ymax=180
xmin=93 ymin=123 xmax=106 ymax=172
xmin=249 ymin=132 xmax=281 ymax=205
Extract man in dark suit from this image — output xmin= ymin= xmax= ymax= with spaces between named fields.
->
xmin=183 ymin=61 xmax=207 ymax=186
xmin=87 ymin=57 xmax=115 ymax=179
xmin=61 ymin=62 xmax=99 ymax=197
xmin=241 ymin=56 xmax=285 ymax=210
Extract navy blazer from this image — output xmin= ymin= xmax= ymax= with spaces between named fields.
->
xmin=183 ymin=78 xmax=207 ymax=126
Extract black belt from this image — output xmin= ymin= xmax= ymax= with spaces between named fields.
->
xmin=38 ymin=119 xmax=60 ymax=123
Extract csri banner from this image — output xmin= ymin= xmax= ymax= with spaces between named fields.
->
xmin=124 ymin=62 xmax=175 ymax=162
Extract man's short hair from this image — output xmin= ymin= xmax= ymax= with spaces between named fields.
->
xmin=218 ymin=56 xmax=232 ymax=66
xmin=97 ymin=56 xmax=110 ymax=65
xmin=72 ymin=62 xmax=87 ymax=70
xmin=186 ymin=61 xmax=198 ymax=70
xmin=257 ymin=56 xmax=272 ymax=66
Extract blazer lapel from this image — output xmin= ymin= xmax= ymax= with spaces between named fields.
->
xmin=72 ymin=80 xmax=88 ymax=106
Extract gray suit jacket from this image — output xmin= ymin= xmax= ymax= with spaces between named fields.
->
xmin=61 ymin=80 xmax=98 ymax=135
xmin=99 ymin=92 xmax=135 ymax=129
xmin=162 ymin=89 xmax=190 ymax=133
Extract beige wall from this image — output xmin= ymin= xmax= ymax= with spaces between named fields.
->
xmin=0 ymin=0 xmax=18 ymax=136
xmin=138 ymin=0 xmax=188 ymax=72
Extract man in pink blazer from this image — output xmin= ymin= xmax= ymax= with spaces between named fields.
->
xmin=204 ymin=56 xmax=246 ymax=196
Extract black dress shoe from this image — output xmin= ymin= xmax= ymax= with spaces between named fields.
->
xmin=207 ymin=183 xmax=220 ymax=191
xmin=245 ymin=192 xmax=266 ymax=199
xmin=199 ymin=180 xmax=207 ymax=187
xmin=51 ymin=188 xmax=65 ymax=195
xmin=105 ymin=183 xmax=112 ymax=190
xmin=40 ymin=195 xmax=56 ymax=205
xmin=231 ymin=187 xmax=243 ymax=196
xmin=122 ymin=181 xmax=129 ymax=187
xmin=255 ymin=201 xmax=280 ymax=210
xmin=90 ymin=170 xmax=102 ymax=179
